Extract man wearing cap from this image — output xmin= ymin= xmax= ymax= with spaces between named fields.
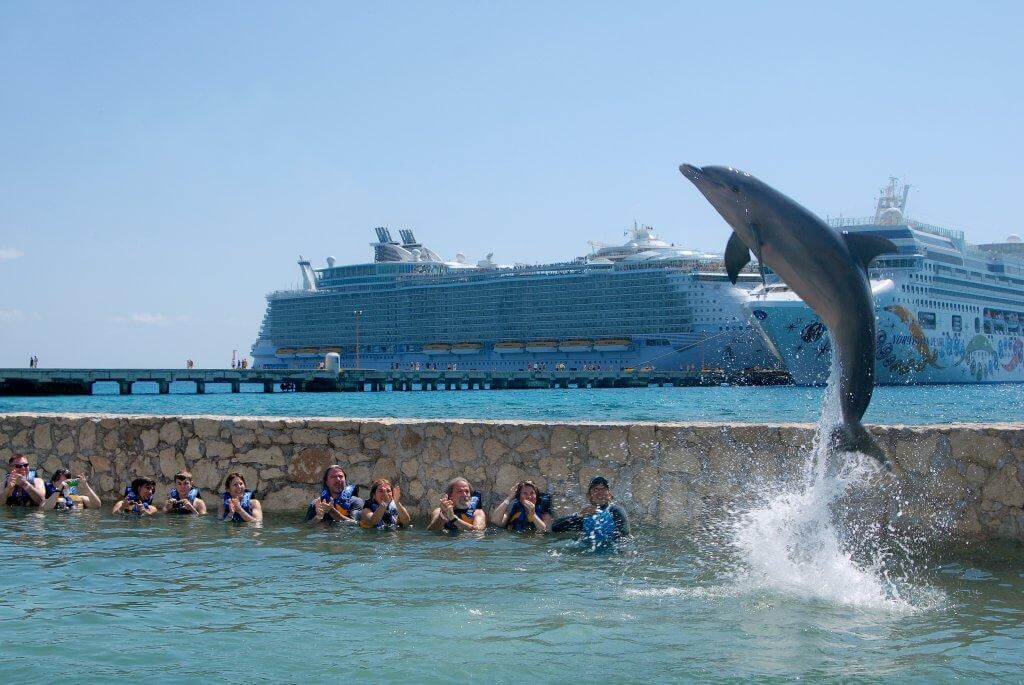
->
xmin=551 ymin=475 xmax=630 ymax=542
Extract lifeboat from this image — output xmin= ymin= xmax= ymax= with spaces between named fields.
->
xmin=451 ymin=342 xmax=484 ymax=355
xmin=275 ymin=347 xmax=297 ymax=357
xmin=423 ymin=343 xmax=451 ymax=355
xmin=494 ymin=341 xmax=525 ymax=354
xmin=296 ymin=347 xmax=320 ymax=356
xmin=594 ymin=338 xmax=631 ymax=351
xmin=558 ymin=339 xmax=593 ymax=352
xmin=322 ymin=346 xmax=343 ymax=354
xmin=525 ymin=340 xmax=558 ymax=353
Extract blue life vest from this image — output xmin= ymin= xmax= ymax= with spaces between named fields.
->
xmin=168 ymin=486 xmax=200 ymax=512
xmin=123 ymin=485 xmax=155 ymax=514
xmin=319 ymin=483 xmax=358 ymax=516
xmin=45 ymin=481 xmax=78 ymax=509
xmin=222 ymin=490 xmax=254 ymax=521
xmin=505 ymin=493 xmax=552 ymax=532
xmin=444 ymin=491 xmax=482 ymax=535
xmin=583 ymin=507 xmax=616 ymax=546
xmin=364 ymin=500 xmax=400 ymax=530
xmin=5 ymin=470 xmax=38 ymax=507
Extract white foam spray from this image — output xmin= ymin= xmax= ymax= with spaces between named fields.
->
xmin=726 ymin=354 xmax=942 ymax=612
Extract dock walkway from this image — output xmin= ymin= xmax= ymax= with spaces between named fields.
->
xmin=0 ymin=367 xmax=791 ymax=396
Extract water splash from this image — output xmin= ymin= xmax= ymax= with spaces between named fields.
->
xmin=726 ymin=355 xmax=943 ymax=612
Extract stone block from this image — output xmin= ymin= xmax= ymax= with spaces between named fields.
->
xmin=231 ymin=430 xmax=257 ymax=449
xmin=79 ymin=421 xmax=97 ymax=450
xmin=56 ymin=437 xmax=76 ymax=456
xmin=586 ymin=428 xmax=628 ymax=465
xmin=33 ymin=424 xmax=52 ymax=450
xmin=288 ymin=447 xmax=333 ymax=484
xmin=206 ymin=441 xmax=235 ymax=460
xmin=982 ymin=465 xmax=1024 ymax=509
xmin=550 ymin=426 xmax=579 ymax=456
xmin=516 ymin=435 xmax=544 ymax=453
xmin=482 ymin=438 xmax=508 ymax=462
xmin=293 ymin=429 xmax=328 ymax=445
xmin=261 ymin=486 xmax=312 ymax=511
xmin=400 ymin=458 xmax=420 ymax=478
xmin=449 ymin=436 xmax=477 ymax=464
xmin=329 ymin=432 xmax=360 ymax=450
xmin=184 ymin=438 xmax=203 ymax=461
xmin=158 ymin=421 xmax=182 ymax=445
xmin=193 ymin=418 xmax=222 ymax=438
xmin=495 ymin=463 xmax=526 ymax=495
xmin=140 ymin=429 xmax=159 ymax=451
xmin=237 ymin=446 xmax=285 ymax=467
xmin=159 ymin=448 xmax=185 ymax=480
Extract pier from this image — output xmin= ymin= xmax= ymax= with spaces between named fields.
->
xmin=0 ymin=367 xmax=791 ymax=396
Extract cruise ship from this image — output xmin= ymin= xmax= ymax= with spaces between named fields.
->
xmin=750 ymin=178 xmax=1024 ymax=384
xmin=250 ymin=225 xmax=781 ymax=372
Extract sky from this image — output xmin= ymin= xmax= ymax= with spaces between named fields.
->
xmin=1 ymin=1 xmax=1022 ymax=368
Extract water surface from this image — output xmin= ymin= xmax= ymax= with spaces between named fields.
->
xmin=1 ymin=383 xmax=1022 ymax=423
xmin=1 ymin=510 xmax=1021 ymax=682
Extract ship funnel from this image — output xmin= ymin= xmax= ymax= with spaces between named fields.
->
xmin=298 ymin=256 xmax=318 ymax=292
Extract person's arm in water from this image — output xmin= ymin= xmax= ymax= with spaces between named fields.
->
xmin=550 ymin=514 xmax=584 ymax=533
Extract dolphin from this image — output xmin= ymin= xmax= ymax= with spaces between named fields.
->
xmin=679 ymin=164 xmax=897 ymax=466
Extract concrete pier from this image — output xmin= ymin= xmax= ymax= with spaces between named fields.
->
xmin=0 ymin=367 xmax=791 ymax=396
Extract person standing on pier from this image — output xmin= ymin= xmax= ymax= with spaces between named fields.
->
xmin=4 ymin=454 xmax=45 ymax=507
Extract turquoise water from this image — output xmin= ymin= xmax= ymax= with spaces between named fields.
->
xmin=1 ymin=382 xmax=1022 ymax=423
xmin=1 ymin=509 xmax=1022 ymax=682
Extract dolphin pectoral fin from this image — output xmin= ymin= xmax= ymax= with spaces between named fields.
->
xmin=842 ymin=232 xmax=899 ymax=273
xmin=832 ymin=421 xmax=891 ymax=469
xmin=724 ymin=231 xmax=751 ymax=285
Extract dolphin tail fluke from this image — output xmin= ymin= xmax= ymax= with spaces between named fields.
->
xmin=832 ymin=421 xmax=891 ymax=470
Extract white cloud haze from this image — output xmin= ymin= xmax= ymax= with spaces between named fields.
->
xmin=108 ymin=313 xmax=192 ymax=326
xmin=0 ymin=248 xmax=24 ymax=260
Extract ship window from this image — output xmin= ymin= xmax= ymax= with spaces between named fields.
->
xmin=952 ymin=315 xmax=962 ymax=332
xmin=975 ymin=317 xmax=981 ymax=332
xmin=918 ymin=312 xmax=936 ymax=330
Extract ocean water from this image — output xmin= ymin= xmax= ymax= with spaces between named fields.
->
xmin=1 ymin=509 xmax=1021 ymax=682
xmin=1 ymin=382 xmax=1022 ymax=423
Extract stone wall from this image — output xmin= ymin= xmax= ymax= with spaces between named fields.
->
xmin=1 ymin=413 xmax=1022 ymax=543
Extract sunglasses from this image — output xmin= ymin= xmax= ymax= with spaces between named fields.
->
xmin=11 ymin=463 xmax=29 ymax=469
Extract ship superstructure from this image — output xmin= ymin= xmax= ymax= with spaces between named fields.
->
xmin=749 ymin=178 xmax=1024 ymax=384
xmin=251 ymin=225 xmax=780 ymax=373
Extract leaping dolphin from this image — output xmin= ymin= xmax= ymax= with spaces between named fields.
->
xmin=679 ymin=164 xmax=897 ymax=466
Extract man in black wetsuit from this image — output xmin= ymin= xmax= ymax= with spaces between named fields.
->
xmin=551 ymin=476 xmax=630 ymax=541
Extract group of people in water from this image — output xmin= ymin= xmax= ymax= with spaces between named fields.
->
xmin=4 ymin=453 xmax=630 ymax=542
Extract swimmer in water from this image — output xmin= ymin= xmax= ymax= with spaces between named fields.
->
xmin=551 ymin=476 xmax=630 ymax=543
xmin=427 ymin=477 xmax=486 ymax=534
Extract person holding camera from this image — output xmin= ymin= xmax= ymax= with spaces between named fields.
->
xmin=162 ymin=470 xmax=207 ymax=515
xmin=42 ymin=469 xmax=101 ymax=510
xmin=4 ymin=454 xmax=45 ymax=507
xmin=113 ymin=477 xmax=159 ymax=515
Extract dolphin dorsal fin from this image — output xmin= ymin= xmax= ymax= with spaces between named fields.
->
xmin=724 ymin=231 xmax=752 ymax=284
xmin=843 ymin=232 xmax=898 ymax=273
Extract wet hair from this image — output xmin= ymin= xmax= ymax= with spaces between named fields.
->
xmin=515 ymin=480 xmax=539 ymax=500
xmin=446 ymin=477 xmax=470 ymax=497
xmin=224 ymin=472 xmax=246 ymax=490
xmin=367 ymin=478 xmax=392 ymax=503
xmin=321 ymin=465 xmax=346 ymax=488
xmin=174 ymin=470 xmax=193 ymax=481
xmin=130 ymin=477 xmax=156 ymax=496
xmin=50 ymin=468 xmax=72 ymax=484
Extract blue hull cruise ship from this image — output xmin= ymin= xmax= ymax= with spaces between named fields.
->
xmin=750 ymin=179 xmax=1024 ymax=384
xmin=251 ymin=226 xmax=780 ymax=372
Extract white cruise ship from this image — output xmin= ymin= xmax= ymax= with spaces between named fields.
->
xmin=749 ymin=178 xmax=1024 ymax=384
xmin=250 ymin=225 xmax=781 ymax=373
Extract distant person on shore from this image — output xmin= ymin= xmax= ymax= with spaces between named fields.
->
xmin=43 ymin=469 xmax=101 ymax=510
xmin=4 ymin=454 xmax=45 ymax=507
xmin=163 ymin=470 xmax=206 ymax=515
xmin=113 ymin=477 xmax=159 ymax=515
xmin=220 ymin=472 xmax=262 ymax=523
xmin=551 ymin=476 xmax=630 ymax=546
xmin=359 ymin=478 xmax=411 ymax=530
xmin=490 ymin=480 xmax=554 ymax=533
xmin=305 ymin=465 xmax=362 ymax=525
xmin=427 ymin=477 xmax=486 ymax=534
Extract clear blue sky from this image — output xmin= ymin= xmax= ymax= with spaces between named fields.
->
xmin=2 ymin=1 xmax=1021 ymax=368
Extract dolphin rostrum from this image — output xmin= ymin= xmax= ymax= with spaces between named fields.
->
xmin=679 ymin=164 xmax=897 ymax=466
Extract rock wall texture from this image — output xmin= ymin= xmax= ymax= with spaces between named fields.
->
xmin=2 ymin=414 xmax=1022 ymax=542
